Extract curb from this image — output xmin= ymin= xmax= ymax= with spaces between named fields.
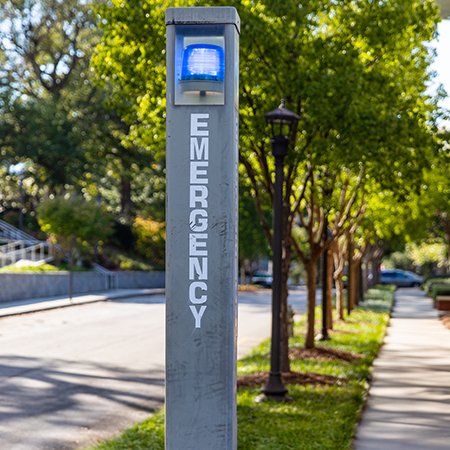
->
xmin=0 ymin=289 xmax=165 ymax=318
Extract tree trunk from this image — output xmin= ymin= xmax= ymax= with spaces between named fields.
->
xmin=362 ymin=257 xmax=369 ymax=292
xmin=280 ymin=245 xmax=293 ymax=372
xmin=347 ymin=239 xmax=354 ymax=315
xmin=326 ymin=248 xmax=334 ymax=329
xmin=335 ymin=276 xmax=345 ymax=320
xmin=370 ymin=257 xmax=379 ymax=285
xmin=331 ymin=239 xmax=345 ymax=321
xmin=359 ymin=262 xmax=364 ymax=302
xmin=240 ymin=261 xmax=246 ymax=285
xmin=305 ymin=261 xmax=317 ymax=349
xmin=368 ymin=241 xmax=385 ymax=286
xmin=353 ymin=260 xmax=360 ymax=307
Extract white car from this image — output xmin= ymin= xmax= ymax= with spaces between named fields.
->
xmin=251 ymin=271 xmax=273 ymax=288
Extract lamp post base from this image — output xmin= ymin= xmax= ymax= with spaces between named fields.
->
xmin=255 ymin=393 xmax=293 ymax=403
xmin=315 ymin=332 xmax=331 ymax=341
xmin=256 ymin=371 xmax=291 ymax=403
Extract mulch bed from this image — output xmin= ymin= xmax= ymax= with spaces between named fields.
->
xmin=441 ymin=314 xmax=450 ymax=330
xmin=289 ymin=346 xmax=364 ymax=363
xmin=237 ymin=371 xmax=346 ymax=389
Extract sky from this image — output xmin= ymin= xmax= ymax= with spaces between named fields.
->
xmin=430 ymin=20 xmax=450 ymax=112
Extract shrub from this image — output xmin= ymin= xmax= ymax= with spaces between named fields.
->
xmin=132 ymin=216 xmax=165 ymax=267
xmin=431 ymin=284 xmax=450 ymax=305
xmin=422 ymin=277 xmax=450 ymax=296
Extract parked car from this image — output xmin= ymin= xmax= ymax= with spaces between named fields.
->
xmin=251 ymin=271 xmax=273 ymax=288
xmin=380 ymin=269 xmax=423 ymax=287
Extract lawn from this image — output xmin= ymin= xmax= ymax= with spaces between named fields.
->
xmin=83 ymin=288 xmax=393 ymax=450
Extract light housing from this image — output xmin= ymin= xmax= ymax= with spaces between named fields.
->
xmin=265 ymin=101 xmax=300 ymax=139
xmin=180 ymin=44 xmax=225 ymax=94
xmin=265 ymin=101 xmax=300 ymax=158
xmin=174 ymin=24 xmax=225 ymax=105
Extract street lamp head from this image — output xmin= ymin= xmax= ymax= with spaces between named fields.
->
xmin=265 ymin=100 xmax=300 ymax=159
xmin=265 ymin=100 xmax=300 ymax=141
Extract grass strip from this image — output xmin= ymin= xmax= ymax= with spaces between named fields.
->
xmin=83 ymin=288 xmax=393 ymax=450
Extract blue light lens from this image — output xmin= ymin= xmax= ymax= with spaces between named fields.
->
xmin=181 ymin=44 xmax=225 ymax=82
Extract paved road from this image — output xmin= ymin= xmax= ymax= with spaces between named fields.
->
xmin=0 ymin=288 xmax=307 ymax=450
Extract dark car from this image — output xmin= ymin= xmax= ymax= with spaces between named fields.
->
xmin=251 ymin=271 xmax=273 ymax=288
xmin=380 ymin=269 xmax=423 ymax=287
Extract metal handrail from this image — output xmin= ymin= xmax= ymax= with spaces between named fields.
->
xmin=0 ymin=240 xmax=26 ymax=254
xmin=0 ymin=242 xmax=48 ymax=267
xmin=0 ymin=219 xmax=40 ymax=245
xmin=93 ymin=263 xmax=118 ymax=290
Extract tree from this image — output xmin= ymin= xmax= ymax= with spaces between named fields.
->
xmin=37 ymin=195 xmax=112 ymax=258
xmin=132 ymin=215 xmax=165 ymax=267
xmin=93 ymin=0 xmax=443 ymax=364
xmin=0 ymin=0 xmax=161 ymax=220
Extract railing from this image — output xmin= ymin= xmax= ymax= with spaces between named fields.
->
xmin=93 ymin=263 xmax=118 ymax=290
xmin=0 ymin=219 xmax=40 ymax=245
xmin=0 ymin=242 xmax=51 ymax=268
xmin=0 ymin=240 xmax=26 ymax=254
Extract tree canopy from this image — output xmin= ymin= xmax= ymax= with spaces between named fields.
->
xmin=92 ymin=0 xmax=444 ymax=352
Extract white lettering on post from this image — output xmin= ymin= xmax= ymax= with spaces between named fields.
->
xmin=189 ymin=113 xmax=210 ymax=328
xmin=189 ymin=257 xmax=208 ymax=280
xmin=190 ymin=185 xmax=208 ymax=208
xmin=189 ymin=209 xmax=208 ymax=232
xmin=190 ymin=161 xmax=209 ymax=184
xmin=189 ymin=305 xmax=207 ymax=328
xmin=190 ymin=113 xmax=209 ymax=136
xmin=189 ymin=233 xmax=207 ymax=256
xmin=189 ymin=282 xmax=208 ymax=304
xmin=190 ymin=137 xmax=209 ymax=160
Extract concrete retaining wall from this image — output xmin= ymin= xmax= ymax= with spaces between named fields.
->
xmin=116 ymin=271 xmax=165 ymax=289
xmin=0 ymin=271 xmax=165 ymax=303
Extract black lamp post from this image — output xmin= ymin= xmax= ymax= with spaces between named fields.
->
xmin=259 ymin=101 xmax=300 ymax=402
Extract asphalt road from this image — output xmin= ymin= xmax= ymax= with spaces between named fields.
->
xmin=0 ymin=288 xmax=307 ymax=450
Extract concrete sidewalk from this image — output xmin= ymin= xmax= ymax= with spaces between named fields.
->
xmin=0 ymin=288 xmax=165 ymax=317
xmin=354 ymin=288 xmax=450 ymax=450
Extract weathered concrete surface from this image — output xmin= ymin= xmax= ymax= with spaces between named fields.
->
xmin=0 ymin=271 xmax=165 ymax=303
xmin=116 ymin=271 xmax=165 ymax=289
xmin=354 ymin=288 xmax=450 ymax=450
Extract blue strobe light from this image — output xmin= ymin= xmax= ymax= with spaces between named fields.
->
xmin=180 ymin=44 xmax=225 ymax=93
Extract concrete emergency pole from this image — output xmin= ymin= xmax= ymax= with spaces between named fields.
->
xmin=165 ymin=7 xmax=240 ymax=450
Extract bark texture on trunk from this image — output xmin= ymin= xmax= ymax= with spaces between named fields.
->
xmin=305 ymin=262 xmax=317 ymax=349
xmin=279 ymin=245 xmax=293 ymax=372
xmin=347 ymin=239 xmax=355 ymax=315
xmin=240 ymin=263 xmax=246 ymax=285
xmin=354 ymin=262 xmax=360 ymax=307
xmin=335 ymin=277 xmax=345 ymax=320
xmin=331 ymin=239 xmax=346 ymax=320
xmin=326 ymin=249 xmax=334 ymax=329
